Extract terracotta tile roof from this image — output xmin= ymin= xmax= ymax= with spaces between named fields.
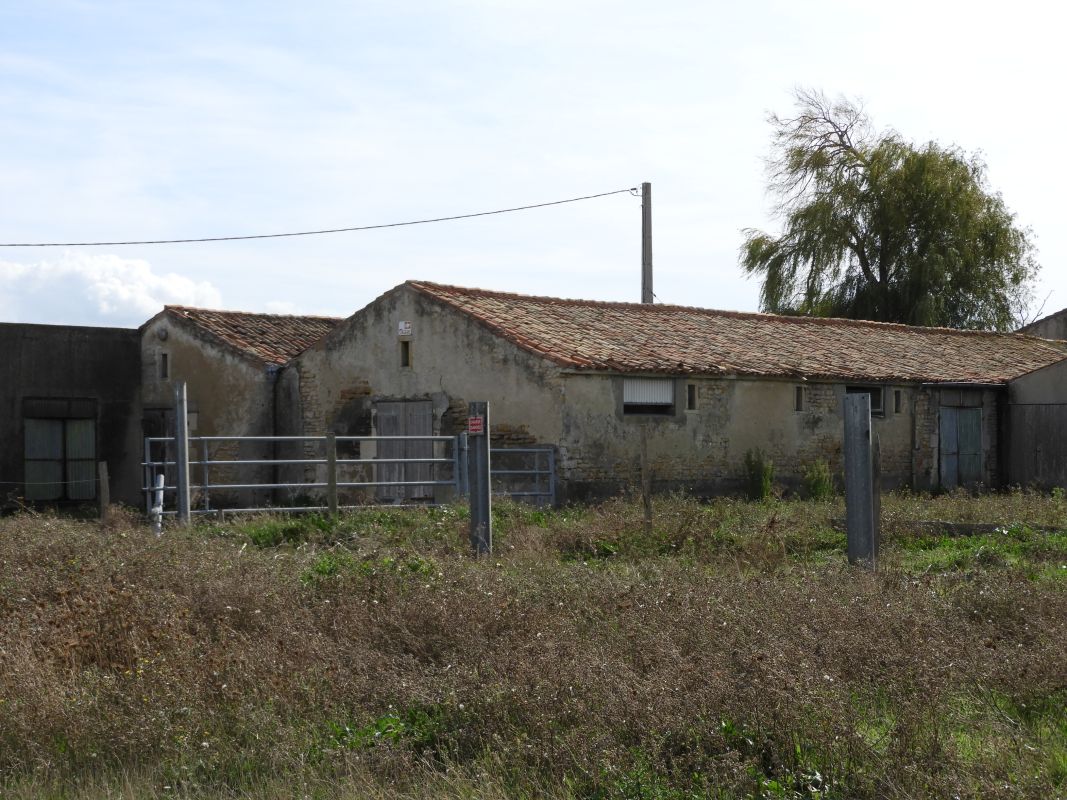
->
xmin=408 ymin=281 xmax=1067 ymax=384
xmin=165 ymin=306 xmax=340 ymax=365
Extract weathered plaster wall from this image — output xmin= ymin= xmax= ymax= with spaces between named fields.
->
xmin=558 ymin=374 xmax=923 ymax=500
xmin=0 ymin=322 xmax=142 ymax=507
xmin=277 ymin=286 xmax=565 ymax=503
xmin=1020 ymin=310 xmax=1067 ymax=341
xmin=141 ymin=315 xmax=276 ymax=508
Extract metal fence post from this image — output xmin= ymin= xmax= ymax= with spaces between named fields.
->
xmin=200 ymin=439 xmax=211 ymax=511
xmin=844 ymin=393 xmax=878 ymax=567
xmin=461 ymin=433 xmax=471 ymax=498
xmin=143 ymin=437 xmax=153 ymax=515
xmin=326 ymin=433 xmax=338 ymax=516
xmin=547 ymin=448 xmax=557 ymax=508
xmin=174 ymin=381 xmax=192 ymax=526
xmin=467 ymin=403 xmax=491 ymax=555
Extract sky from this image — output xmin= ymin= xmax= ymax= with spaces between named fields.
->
xmin=1 ymin=1 xmax=1064 ymax=328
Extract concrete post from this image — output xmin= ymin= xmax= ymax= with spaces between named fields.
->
xmin=174 ymin=381 xmax=192 ymax=526
xmin=844 ymin=393 xmax=877 ymax=567
xmin=641 ymin=182 xmax=653 ymax=304
xmin=325 ymin=433 xmax=338 ymax=517
xmin=468 ymin=402 xmax=492 ymax=555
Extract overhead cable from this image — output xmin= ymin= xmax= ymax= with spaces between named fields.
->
xmin=0 ymin=187 xmax=639 ymax=247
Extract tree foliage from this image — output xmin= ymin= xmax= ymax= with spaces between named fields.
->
xmin=741 ymin=90 xmax=1038 ymax=330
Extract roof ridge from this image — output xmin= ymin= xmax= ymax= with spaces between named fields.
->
xmin=405 ymin=280 xmax=1038 ymax=340
xmin=164 ymin=304 xmax=342 ymax=321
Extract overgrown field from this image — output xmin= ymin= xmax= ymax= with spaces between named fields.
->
xmin=1 ymin=491 xmax=1065 ymax=799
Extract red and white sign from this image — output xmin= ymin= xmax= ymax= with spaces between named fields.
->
xmin=467 ymin=415 xmax=485 ymax=435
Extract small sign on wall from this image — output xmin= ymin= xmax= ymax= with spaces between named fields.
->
xmin=468 ymin=415 xmax=485 ymax=435
xmin=398 ymin=320 xmax=413 ymax=337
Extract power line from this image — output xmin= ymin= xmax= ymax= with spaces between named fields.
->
xmin=0 ymin=187 xmax=639 ymax=247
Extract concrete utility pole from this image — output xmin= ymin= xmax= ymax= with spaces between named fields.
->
xmin=641 ymin=181 xmax=653 ymax=304
xmin=174 ymin=381 xmax=192 ymax=526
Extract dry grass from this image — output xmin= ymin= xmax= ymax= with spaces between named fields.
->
xmin=0 ymin=493 xmax=1065 ymax=799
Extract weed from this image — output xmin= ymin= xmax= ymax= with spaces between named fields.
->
xmin=743 ymin=450 xmax=775 ymax=502
xmin=801 ymin=460 xmax=834 ymax=501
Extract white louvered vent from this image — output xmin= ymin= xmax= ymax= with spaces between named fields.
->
xmin=623 ymin=378 xmax=674 ymax=405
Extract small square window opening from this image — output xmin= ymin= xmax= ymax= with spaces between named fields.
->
xmin=846 ymin=385 xmax=884 ymax=415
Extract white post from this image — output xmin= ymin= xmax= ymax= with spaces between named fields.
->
xmin=151 ymin=473 xmax=165 ymax=535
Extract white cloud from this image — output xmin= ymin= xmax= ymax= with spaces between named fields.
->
xmin=0 ymin=252 xmax=221 ymax=327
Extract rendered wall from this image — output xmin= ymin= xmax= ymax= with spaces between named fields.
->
xmin=558 ymin=374 xmax=926 ymax=500
xmin=276 ymin=285 xmax=566 ymax=504
xmin=141 ymin=314 xmax=277 ymax=508
xmin=1020 ymin=310 xmax=1067 ymax=341
xmin=1006 ymin=360 xmax=1067 ymax=489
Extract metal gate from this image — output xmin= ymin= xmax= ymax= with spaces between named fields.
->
xmin=491 ymin=446 xmax=556 ymax=507
xmin=143 ymin=436 xmax=559 ymax=517
xmin=143 ymin=433 xmax=462 ymax=516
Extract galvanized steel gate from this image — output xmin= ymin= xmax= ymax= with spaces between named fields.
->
xmin=142 ymin=434 xmax=556 ymax=516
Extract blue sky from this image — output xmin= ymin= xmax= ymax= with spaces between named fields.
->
xmin=2 ymin=1 xmax=1064 ymax=327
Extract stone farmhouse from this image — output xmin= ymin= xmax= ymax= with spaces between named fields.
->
xmin=3 ymin=281 xmax=1066 ymax=508
xmin=281 ymin=282 xmax=1067 ymax=502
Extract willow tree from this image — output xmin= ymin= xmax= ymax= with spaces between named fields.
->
xmin=741 ymin=90 xmax=1038 ymax=330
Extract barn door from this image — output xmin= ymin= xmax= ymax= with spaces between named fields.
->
xmin=939 ymin=406 xmax=982 ymax=489
xmin=374 ymin=400 xmax=433 ymax=501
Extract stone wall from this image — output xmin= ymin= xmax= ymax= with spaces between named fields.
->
xmin=557 ymin=374 xmax=928 ymax=501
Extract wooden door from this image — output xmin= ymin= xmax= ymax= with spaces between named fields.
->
xmin=939 ymin=407 xmax=982 ymax=489
xmin=375 ymin=401 xmax=433 ymax=501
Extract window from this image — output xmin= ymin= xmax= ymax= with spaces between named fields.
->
xmin=686 ymin=384 xmax=697 ymax=411
xmin=159 ymin=352 xmax=169 ymax=380
xmin=794 ymin=386 xmax=805 ymax=412
xmin=400 ymin=340 xmax=412 ymax=368
xmin=23 ymin=399 xmax=96 ymax=501
xmin=623 ymin=377 xmax=675 ymax=415
xmin=846 ymin=385 xmax=884 ymax=415
xmin=894 ymin=389 xmax=903 ymax=414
